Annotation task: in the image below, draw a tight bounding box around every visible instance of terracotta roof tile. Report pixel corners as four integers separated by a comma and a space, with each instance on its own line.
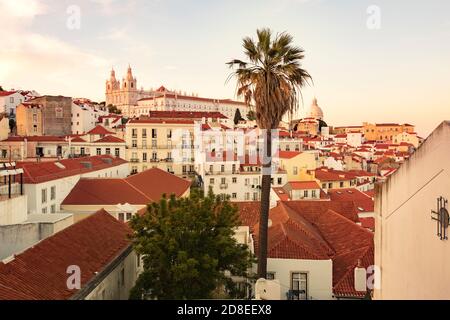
16, 155, 127, 184
93, 135, 125, 143
0, 209, 131, 300
86, 125, 114, 135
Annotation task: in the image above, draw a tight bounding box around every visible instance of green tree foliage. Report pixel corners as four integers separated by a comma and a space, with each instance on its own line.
246, 110, 256, 121
129, 189, 255, 300
9, 119, 16, 132
107, 104, 122, 114
233, 108, 243, 125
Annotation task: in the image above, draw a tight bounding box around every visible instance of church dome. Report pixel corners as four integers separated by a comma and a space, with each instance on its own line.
309, 98, 324, 120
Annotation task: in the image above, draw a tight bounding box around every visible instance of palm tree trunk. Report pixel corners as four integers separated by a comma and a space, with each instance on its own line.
257, 129, 272, 279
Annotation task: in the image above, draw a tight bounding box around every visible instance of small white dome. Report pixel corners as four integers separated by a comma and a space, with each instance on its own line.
309, 98, 324, 120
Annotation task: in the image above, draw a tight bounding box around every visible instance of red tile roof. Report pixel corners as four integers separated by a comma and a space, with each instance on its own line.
328, 188, 374, 213
272, 187, 290, 201
277, 151, 301, 159
94, 135, 125, 143
0, 91, 17, 97
125, 168, 191, 200
314, 168, 356, 181
2, 136, 66, 142
235, 202, 373, 298
62, 179, 151, 205
287, 181, 321, 190
69, 136, 87, 143
86, 125, 114, 135
0, 209, 131, 300
149, 111, 228, 119
128, 119, 195, 125
359, 217, 375, 231
16, 155, 127, 184
62, 168, 191, 205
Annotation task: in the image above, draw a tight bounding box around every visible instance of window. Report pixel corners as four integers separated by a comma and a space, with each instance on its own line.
221, 177, 226, 184
32, 114, 37, 122
328, 183, 332, 189
210, 178, 215, 185
271, 178, 274, 185
232, 193, 237, 199
245, 193, 250, 201
232, 177, 237, 183
105, 148, 111, 155
132, 140, 137, 148
55, 107, 63, 118
267, 272, 276, 280
340, 181, 344, 188
143, 152, 147, 162
50, 186, 56, 200
42, 207, 47, 214
303, 190, 308, 198
115, 148, 120, 157
291, 272, 308, 300
232, 164, 236, 173
126, 212, 132, 221
118, 212, 125, 221
142, 129, 147, 138
137, 254, 141, 268
312, 190, 317, 198
132, 129, 137, 138
41, 188, 47, 204
221, 165, 225, 173
167, 129, 172, 139
152, 139, 157, 148
33, 125, 38, 133
152, 152, 157, 160
278, 178, 283, 185
51, 204, 56, 213
322, 183, 326, 189
152, 129, 157, 138
293, 166, 298, 175
96, 148, 101, 155
10, 97, 14, 103
142, 140, 147, 148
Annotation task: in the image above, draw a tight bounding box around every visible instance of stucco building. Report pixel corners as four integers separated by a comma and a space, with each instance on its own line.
374, 121, 450, 299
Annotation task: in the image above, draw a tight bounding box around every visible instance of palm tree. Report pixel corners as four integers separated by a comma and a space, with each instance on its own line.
227, 28, 312, 278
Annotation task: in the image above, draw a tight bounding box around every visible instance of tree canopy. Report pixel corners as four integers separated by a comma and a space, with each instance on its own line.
129, 189, 254, 300
246, 110, 256, 121
107, 104, 122, 114
233, 108, 244, 125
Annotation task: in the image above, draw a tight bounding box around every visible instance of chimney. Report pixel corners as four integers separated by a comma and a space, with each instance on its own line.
354, 259, 367, 292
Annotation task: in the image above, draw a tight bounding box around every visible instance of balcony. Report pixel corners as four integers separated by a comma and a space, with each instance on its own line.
205, 171, 240, 176
150, 159, 159, 163
130, 158, 139, 163
220, 183, 228, 189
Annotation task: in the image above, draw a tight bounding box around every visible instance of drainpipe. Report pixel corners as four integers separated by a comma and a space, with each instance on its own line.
8, 172, 11, 199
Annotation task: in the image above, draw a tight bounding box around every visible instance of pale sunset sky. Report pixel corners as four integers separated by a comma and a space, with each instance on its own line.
0, 0, 449, 136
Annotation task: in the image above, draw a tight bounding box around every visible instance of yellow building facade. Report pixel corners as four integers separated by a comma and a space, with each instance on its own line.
362, 122, 415, 141
16, 103, 43, 136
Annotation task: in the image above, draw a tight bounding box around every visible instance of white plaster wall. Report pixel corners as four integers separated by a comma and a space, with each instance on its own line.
0, 195, 27, 225
84, 250, 143, 300
267, 258, 333, 300
375, 121, 450, 299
